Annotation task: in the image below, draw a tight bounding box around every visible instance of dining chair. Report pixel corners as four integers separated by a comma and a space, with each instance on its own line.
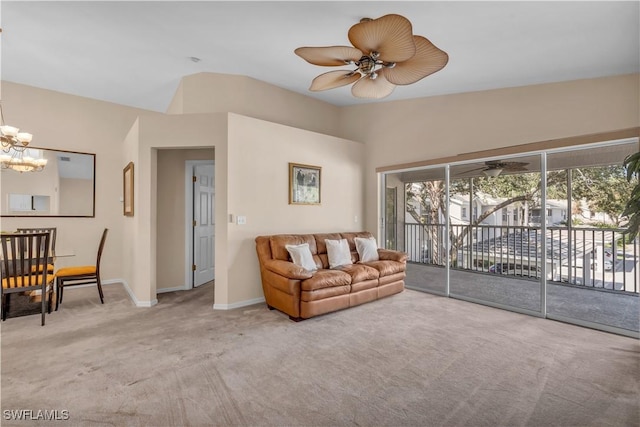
55, 228, 108, 310
1, 232, 54, 326
17, 227, 57, 273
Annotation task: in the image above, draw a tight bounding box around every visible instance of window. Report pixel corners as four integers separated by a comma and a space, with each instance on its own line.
473, 207, 478, 220
513, 211, 518, 221
502, 211, 508, 221
462, 207, 467, 218
547, 209, 553, 217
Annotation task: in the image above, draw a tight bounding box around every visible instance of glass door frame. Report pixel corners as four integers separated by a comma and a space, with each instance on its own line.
379, 137, 639, 338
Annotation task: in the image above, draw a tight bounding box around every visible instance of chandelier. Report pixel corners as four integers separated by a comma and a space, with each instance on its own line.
0, 147, 47, 173
0, 102, 43, 172
1, 102, 33, 153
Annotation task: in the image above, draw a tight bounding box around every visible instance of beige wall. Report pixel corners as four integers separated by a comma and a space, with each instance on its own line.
59, 178, 93, 216
132, 112, 364, 307
338, 74, 640, 235
0, 82, 148, 279
3, 72, 638, 309
156, 148, 215, 291
225, 114, 365, 305
129, 113, 227, 305
121, 119, 143, 303
174, 73, 342, 138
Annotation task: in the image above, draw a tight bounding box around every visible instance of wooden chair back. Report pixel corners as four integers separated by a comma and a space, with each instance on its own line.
17, 227, 57, 258
96, 228, 108, 271
0, 232, 52, 325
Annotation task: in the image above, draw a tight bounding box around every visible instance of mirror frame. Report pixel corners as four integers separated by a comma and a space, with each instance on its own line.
1, 147, 96, 218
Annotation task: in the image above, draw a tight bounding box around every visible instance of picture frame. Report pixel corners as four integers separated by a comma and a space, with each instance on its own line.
289, 162, 321, 205
123, 162, 134, 216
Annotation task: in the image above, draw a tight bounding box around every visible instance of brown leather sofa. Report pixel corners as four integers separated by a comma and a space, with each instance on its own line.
255, 231, 408, 321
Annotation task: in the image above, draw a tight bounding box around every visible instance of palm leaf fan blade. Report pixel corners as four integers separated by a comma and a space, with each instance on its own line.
382, 36, 449, 85
504, 162, 529, 171
309, 70, 361, 91
351, 73, 395, 99
294, 46, 363, 66
348, 14, 416, 63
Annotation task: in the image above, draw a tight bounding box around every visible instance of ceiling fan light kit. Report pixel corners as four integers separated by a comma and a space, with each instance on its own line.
483, 168, 503, 178
295, 14, 448, 99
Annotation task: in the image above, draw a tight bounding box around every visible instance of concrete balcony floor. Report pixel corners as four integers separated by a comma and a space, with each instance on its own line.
406, 263, 639, 334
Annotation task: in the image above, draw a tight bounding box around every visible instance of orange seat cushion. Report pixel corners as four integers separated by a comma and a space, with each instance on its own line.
31, 264, 55, 273
2, 274, 54, 288
56, 266, 96, 277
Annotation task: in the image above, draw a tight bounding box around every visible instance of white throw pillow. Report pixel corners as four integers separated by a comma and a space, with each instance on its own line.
355, 236, 379, 263
285, 243, 317, 272
325, 239, 353, 269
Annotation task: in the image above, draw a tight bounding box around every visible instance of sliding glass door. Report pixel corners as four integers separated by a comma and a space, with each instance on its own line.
546, 141, 639, 334
382, 137, 639, 337
447, 154, 543, 315
385, 167, 448, 295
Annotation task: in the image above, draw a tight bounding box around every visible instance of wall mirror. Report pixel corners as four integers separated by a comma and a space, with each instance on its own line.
1, 147, 95, 217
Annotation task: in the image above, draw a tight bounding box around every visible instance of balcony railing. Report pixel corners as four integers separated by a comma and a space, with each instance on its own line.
404, 223, 639, 294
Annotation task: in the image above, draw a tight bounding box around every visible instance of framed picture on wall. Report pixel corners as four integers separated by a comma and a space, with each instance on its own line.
289, 163, 321, 205
123, 162, 134, 216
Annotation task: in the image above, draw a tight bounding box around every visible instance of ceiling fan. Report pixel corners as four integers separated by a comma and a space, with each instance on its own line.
458, 160, 530, 178
294, 14, 448, 99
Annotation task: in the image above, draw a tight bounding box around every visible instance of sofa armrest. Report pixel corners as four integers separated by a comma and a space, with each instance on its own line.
378, 249, 408, 263
263, 259, 314, 280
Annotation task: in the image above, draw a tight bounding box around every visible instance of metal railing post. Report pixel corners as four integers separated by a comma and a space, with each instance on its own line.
541, 154, 548, 317
445, 165, 450, 296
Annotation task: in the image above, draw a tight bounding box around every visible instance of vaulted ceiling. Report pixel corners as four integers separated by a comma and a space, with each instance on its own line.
1, 1, 638, 112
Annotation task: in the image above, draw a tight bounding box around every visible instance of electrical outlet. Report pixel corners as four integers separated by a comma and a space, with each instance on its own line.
237, 215, 247, 225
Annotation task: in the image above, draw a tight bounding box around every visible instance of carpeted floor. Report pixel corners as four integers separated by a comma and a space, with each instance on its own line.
1, 282, 638, 426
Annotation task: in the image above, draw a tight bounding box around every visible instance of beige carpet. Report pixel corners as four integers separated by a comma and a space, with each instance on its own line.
1, 282, 638, 427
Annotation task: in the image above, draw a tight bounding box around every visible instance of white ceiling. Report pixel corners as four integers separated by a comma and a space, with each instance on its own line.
1, 1, 638, 113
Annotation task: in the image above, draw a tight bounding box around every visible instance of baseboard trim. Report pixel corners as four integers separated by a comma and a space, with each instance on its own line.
156, 286, 188, 294
118, 279, 158, 308
62, 279, 119, 289
213, 296, 265, 310
57, 279, 157, 307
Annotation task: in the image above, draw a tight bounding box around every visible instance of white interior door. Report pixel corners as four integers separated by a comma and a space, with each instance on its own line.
193, 164, 215, 287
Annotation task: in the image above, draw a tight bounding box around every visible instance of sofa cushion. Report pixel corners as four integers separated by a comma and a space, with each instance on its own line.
355, 236, 379, 263
336, 264, 380, 282
270, 234, 317, 261
314, 233, 343, 255
325, 239, 353, 269
362, 260, 406, 276
300, 285, 350, 302
285, 243, 318, 272
378, 249, 409, 263
301, 269, 351, 291
341, 232, 373, 252
263, 260, 314, 280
